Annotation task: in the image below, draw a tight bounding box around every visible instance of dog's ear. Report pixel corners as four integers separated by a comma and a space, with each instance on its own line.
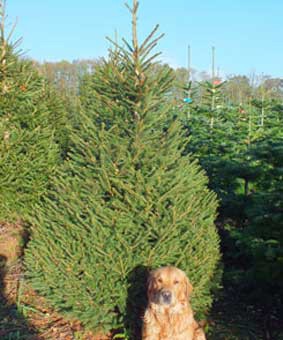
184, 275, 193, 299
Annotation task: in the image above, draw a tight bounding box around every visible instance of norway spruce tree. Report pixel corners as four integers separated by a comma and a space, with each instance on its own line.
0, 1, 66, 221
25, 1, 220, 336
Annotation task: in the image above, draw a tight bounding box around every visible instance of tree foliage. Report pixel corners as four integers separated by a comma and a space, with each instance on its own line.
0, 1, 66, 220
177, 65, 283, 333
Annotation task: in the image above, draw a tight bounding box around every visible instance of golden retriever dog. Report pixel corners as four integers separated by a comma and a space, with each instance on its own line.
142, 266, 206, 340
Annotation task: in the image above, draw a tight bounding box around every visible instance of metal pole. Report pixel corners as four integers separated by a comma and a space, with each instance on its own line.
187, 45, 191, 119
212, 46, 215, 81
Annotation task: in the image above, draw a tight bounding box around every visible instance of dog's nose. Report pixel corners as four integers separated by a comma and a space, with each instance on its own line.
161, 290, 172, 303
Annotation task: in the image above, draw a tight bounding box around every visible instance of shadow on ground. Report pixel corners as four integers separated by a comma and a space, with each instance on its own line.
0, 254, 39, 340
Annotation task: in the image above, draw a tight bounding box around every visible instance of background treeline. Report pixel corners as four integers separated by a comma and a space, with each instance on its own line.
33, 58, 283, 103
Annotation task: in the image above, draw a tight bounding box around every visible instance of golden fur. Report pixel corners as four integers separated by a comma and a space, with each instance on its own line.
142, 266, 206, 340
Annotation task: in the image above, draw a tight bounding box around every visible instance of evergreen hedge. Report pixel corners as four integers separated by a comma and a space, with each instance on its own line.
25, 1, 220, 336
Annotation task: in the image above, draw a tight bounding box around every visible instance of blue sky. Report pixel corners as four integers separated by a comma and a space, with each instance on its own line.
6, 0, 283, 77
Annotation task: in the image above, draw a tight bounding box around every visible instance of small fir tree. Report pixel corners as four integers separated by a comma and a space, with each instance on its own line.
25, 0, 220, 336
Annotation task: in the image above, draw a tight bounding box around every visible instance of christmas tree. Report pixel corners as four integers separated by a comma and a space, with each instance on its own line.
0, 0, 66, 221
25, 1, 220, 336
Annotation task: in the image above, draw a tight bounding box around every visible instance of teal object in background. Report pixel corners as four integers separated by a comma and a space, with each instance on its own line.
183, 97, 193, 104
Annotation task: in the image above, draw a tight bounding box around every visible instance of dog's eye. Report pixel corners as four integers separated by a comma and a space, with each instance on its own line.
174, 280, 179, 284
157, 278, 163, 283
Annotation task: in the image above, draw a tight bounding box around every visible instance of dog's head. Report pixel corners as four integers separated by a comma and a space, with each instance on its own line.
147, 266, 193, 307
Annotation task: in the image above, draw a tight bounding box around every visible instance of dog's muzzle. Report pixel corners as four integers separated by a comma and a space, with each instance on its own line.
159, 290, 172, 305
